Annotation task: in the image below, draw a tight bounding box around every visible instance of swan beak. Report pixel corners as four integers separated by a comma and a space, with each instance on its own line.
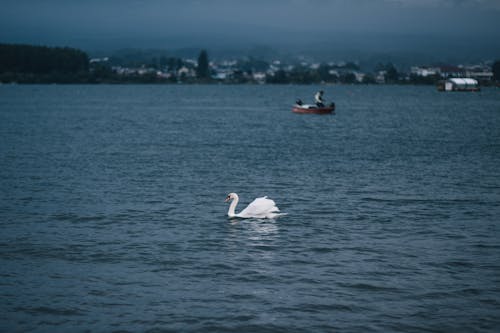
224, 196, 230, 202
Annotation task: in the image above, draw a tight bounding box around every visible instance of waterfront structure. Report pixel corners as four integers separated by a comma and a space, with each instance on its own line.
439, 78, 479, 91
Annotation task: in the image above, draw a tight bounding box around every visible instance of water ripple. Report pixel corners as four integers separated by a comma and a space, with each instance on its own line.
1, 85, 500, 332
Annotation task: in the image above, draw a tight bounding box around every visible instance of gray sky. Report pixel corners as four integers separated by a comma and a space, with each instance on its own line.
1, 0, 499, 59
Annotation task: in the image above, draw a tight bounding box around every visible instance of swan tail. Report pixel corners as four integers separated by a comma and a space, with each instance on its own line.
267, 212, 287, 219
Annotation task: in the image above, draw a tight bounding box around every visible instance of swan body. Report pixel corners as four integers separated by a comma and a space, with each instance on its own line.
225, 193, 285, 219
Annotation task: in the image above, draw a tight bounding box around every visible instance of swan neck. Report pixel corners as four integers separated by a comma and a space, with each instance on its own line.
228, 196, 239, 217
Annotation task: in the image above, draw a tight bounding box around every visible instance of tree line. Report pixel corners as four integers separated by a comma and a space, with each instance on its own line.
0, 43, 88, 82
1, 43, 499, 85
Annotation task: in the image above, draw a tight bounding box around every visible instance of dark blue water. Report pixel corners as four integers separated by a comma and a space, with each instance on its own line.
1, 85, 500, 333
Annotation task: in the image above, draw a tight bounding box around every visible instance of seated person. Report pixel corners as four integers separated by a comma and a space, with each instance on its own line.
314, 90, 325, 107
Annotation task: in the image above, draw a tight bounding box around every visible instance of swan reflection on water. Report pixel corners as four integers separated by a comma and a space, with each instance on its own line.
224, 193, 284, 252
228, 217, 279, 237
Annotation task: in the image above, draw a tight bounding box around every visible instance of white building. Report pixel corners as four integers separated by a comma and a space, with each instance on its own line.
252, 72, 266, 82
354, 72, 365, 83
465, 70, 493, 82
443, 78, 479, 91
411, 66, 440, 77
177, 66, 195, 78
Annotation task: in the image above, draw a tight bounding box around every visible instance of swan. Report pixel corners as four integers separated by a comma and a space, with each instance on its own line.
224, 193, 285, 219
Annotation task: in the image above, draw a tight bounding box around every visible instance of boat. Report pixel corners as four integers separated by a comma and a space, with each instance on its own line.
292, 103, 335, 114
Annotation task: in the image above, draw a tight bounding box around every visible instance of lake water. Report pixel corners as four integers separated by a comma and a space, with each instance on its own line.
1, 84, 500, 333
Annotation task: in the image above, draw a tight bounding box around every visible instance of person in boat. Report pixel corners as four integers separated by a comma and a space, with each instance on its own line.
295, 98, 303, 106
314, 90, 325, 107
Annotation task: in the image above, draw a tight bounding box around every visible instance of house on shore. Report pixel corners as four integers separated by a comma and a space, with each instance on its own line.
438, 78, 479, 91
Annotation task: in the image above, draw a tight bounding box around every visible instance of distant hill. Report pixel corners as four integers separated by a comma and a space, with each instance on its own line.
86, 30, 499, 71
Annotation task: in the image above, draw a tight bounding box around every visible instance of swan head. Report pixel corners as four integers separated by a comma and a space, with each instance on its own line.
224, 193, 238, 202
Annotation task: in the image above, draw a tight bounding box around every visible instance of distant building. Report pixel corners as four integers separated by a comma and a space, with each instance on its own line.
439, 66, 465, 78
354, 72, 365, 83
411, 66, 440, 77
156, 71, 171, 79
137, 67, 155, 75
89, 57, 109, 63
185, 59, 197, 66
177, 66, 195, 78
252, 72, 266, 83
212, 72, 228, 80
328, 69, 339, 76
464, 66, 493, 82
439, 78, 479, 91
376, 71, 386, 84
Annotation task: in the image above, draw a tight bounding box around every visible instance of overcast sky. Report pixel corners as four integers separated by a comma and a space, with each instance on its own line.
1, 0, 499, 59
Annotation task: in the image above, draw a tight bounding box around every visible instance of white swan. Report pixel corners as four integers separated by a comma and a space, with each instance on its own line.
224, 193, 285, 219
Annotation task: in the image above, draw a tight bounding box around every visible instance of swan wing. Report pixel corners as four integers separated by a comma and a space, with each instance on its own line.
237, 196, 280, 218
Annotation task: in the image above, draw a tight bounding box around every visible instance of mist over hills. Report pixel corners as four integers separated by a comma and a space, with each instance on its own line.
90, 31, 498, 72
1, 0, 499, 67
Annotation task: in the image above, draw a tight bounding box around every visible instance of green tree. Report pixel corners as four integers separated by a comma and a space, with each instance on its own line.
340, 73, 356, 84
317, 64, 334, 82
267, 70, 287, 83
493, 60, 500, 82
344, 62, 360, 70
167, 57, 183, 71
385, 63, 399, 83
362, 74, 376, 84
196, 49, 210, 79
0, 43, 89, 83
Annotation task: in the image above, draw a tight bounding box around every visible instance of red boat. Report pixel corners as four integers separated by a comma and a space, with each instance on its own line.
292, 103, 335, 114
